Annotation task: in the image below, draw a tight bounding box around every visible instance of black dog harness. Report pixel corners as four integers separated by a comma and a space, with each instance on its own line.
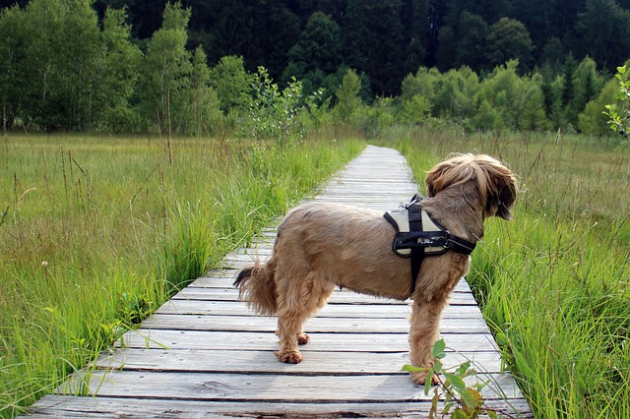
383, 194, 476, 296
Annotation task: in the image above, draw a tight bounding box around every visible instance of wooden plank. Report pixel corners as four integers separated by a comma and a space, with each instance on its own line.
173, 287, 478, 306
139, 314, 491, 334
115, 329, 498, 352
190, 275, 475, 294
25, 396, 535, 419
156, 299, 485, 319
58, 370, 524, 402
95, 348, 505, 374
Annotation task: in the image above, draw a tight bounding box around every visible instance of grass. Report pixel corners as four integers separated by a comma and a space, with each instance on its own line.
4, 125, 629, 418
0, 133, 364, 418
382, 126, 630, 418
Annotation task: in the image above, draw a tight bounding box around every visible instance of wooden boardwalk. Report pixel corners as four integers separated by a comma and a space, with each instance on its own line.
22, 145, 532, 418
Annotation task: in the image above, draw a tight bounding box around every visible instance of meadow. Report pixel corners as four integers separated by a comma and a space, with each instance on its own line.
2, 127, 630, 419
387, 127, 630, 418
0, 133, 364, 417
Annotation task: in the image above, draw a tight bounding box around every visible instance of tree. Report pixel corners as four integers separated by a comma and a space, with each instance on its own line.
571, 56, 604, 123
209, 55, 251, 117
509, 0, 554, 60
485, 18, 534, 73
342, 0, 406, 96
581, 77, 618, 136
518, 73, 551, 131
474, 60, 529, 131
334, 69, 362, 123
540, 37, 565, 73
425, 0, 447, 68
188, 46, 222, 137
283, 11, 342, 86
190, 0, 299, 81
454, 12, 489, 72
97, 6, 142, 133
400, 0, 428, 76
0, 5, 26, 132
432, 67, 479, 118
138, 1, 193, 139
400, 67, 439, 105
576, 0, 630, 72
19, 0, 103, 131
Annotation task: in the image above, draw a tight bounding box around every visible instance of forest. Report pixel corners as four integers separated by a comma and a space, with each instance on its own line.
1, 0, 630, 137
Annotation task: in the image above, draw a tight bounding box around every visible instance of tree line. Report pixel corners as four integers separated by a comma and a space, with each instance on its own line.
0, 0, 627, 137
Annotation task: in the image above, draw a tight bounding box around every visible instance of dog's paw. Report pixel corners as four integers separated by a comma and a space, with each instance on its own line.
275, 350, 303, 364
297, 332, 310, 345
410, 370, 440, 386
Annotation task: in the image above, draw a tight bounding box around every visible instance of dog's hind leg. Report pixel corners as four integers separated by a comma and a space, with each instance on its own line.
274, 271, 334, 364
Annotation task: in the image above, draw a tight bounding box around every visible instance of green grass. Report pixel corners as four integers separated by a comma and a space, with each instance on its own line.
383, 126, 630, 418
0, 133, 364, 418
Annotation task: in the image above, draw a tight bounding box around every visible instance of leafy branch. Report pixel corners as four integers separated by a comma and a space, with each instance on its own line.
603, 64, 630, 142
403, 339, 519, 419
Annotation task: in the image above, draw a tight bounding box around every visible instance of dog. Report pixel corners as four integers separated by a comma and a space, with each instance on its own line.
234, 154, 517, 384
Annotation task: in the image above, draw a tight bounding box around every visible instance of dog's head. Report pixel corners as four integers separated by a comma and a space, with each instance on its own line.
425, 154, 518, 220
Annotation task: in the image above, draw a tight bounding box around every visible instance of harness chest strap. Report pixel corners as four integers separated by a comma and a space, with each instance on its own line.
383, 196, 476, 296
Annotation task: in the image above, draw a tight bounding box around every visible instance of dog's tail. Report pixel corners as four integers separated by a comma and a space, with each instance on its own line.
234, 259, 277, 316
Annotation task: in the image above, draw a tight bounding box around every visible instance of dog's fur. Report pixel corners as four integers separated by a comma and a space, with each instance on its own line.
235, 154, 517, 384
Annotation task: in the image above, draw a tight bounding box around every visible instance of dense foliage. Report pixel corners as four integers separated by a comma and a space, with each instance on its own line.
0, 0, 629, 139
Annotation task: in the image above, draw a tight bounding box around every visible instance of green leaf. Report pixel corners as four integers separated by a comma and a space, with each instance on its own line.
424, 371, 433, 395
444, 373, 467, 393
402, 364, 426, 373
443, 401, 456, 415
452, 408, 469, 419
432, 338, 446, 358
461, 388, 484, 409
457, 361, 471, 376
433, 359, 443, 374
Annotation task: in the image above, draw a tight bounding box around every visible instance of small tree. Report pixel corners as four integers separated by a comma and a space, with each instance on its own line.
334, 69, 362, 124
242, 67, 310, 146
98, 7, 142, 133
138, 1, 193, 142
210, 55, 252, 118
581, 78, 618, 136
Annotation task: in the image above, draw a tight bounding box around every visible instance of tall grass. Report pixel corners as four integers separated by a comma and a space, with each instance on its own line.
385, 126, 630, 418
0, 133, 364, 417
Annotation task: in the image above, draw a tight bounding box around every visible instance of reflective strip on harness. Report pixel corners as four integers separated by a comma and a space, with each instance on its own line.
383, 196, 477, 297
384, 207, 449, 256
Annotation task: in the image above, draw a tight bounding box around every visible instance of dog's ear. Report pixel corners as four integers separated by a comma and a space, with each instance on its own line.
425, 160, 459, 197
478, 156, 518, 220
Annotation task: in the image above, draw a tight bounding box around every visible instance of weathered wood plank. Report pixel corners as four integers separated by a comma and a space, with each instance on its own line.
95, 348, 504, 374
115, 329, 498, 352
139, 314, 491, 334
173, 287, 478, 306
25, 396, 535, 419
156, 299, 485, 319
190, 274, 475, 294
58, 371, 523, 402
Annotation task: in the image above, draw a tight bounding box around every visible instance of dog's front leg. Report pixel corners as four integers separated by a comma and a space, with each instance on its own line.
408, 299, 446, 385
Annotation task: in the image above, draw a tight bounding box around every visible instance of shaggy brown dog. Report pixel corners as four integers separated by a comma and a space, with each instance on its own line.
235, 154, 517, 384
